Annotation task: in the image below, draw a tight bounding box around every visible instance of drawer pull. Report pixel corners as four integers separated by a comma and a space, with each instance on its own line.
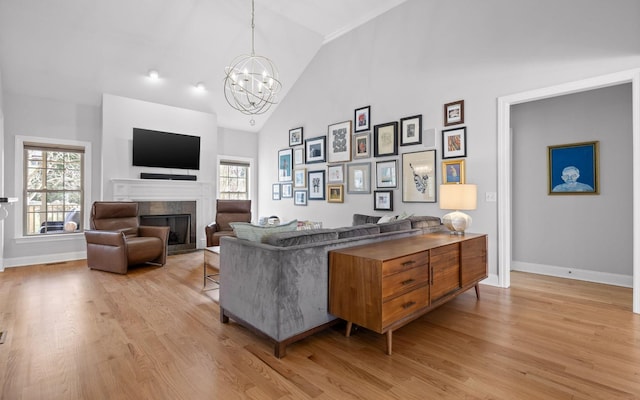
401, 279, 415, 285
401, 260, 416, 267
402, 301, 416, 309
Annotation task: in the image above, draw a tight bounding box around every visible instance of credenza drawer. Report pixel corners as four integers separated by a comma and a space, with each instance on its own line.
381, 287, 429, 328
382, 266, 429, 299
382, 251, 428, 276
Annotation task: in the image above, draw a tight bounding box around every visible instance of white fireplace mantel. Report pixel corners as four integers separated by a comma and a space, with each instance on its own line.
111, 178, 214, 248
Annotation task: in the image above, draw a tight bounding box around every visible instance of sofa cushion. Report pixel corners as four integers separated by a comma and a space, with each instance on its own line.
262, 229, 338, 247
335, 224, 380, 239
408, 215, 442, 229
378, 219, 412, 233
230, 220, 298, 242
352, 213, 381, 225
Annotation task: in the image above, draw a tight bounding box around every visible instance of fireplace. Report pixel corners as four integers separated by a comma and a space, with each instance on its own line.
138, 201, 196, 254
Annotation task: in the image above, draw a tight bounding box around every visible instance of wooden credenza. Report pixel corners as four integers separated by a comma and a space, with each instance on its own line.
329, 232, 487, 355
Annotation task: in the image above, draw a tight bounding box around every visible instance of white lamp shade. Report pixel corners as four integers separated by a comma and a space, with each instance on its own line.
439, 184, 477, 210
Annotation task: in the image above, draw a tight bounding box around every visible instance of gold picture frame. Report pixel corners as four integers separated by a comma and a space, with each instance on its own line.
442, 159, 465, 184
327, 184, 344, 203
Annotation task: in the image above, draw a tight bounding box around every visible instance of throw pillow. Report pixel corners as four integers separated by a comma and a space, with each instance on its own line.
377, 214, 397, 224
396, 211, 414, 220
230, 220, 298, 242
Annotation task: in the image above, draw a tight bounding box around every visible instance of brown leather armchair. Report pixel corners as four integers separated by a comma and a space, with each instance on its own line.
205, 199, 251, 247
84, 202, 170, 274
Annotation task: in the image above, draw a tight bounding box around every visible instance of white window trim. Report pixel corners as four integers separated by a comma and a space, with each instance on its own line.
14, 135, 92, 243
216, 155, 253, 199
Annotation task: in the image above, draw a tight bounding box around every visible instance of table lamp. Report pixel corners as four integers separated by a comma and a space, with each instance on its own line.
439, 184, 477, 234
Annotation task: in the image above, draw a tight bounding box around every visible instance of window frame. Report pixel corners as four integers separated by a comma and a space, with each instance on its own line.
14, 136, 92, 242
217, 158, 251, 200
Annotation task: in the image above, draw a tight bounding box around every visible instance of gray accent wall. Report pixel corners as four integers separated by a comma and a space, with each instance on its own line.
511, 84, 633, 277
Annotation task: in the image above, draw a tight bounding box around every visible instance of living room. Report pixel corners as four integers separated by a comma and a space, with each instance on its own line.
1, 0, 640, 397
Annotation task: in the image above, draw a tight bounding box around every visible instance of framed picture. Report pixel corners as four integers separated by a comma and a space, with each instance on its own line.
293, 147, 304, 165
400, 114, 422, 146
374, 121, 398, 157
305, 136, 326, 164
548, 141, 599, 195
374, 190, 393, 211
272, 183, 281, 200
327, 120, 352, 163
442, 159, 466, 184
376, 160, 397, 188
293, 168, 306, 188
278, 148, 293, 181
327, 164, 344, 183
442, 127, 467, 159
444, 100, 464, 126
281, 182, 293, 198
402, 150, 436, 203
347, 162, 371, 194
308, 170, 326, 200
289, 127, 303, 147
353, 132, 371, 159
354, 105, 371, 132
327, 184, 344, 203
294, 190, 308, 206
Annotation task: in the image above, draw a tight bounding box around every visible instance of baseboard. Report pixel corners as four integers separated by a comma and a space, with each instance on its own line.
480, 273, 501, 287
512, 261, 632, 288
2, 251, 87, 268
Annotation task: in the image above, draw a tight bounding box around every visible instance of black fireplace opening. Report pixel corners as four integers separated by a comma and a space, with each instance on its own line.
139, 213, 196, 254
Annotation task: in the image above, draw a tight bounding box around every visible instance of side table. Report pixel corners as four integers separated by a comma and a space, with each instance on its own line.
203, 246, 220, 290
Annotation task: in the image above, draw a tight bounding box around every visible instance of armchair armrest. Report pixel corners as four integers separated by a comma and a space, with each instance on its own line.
205, 222, 220, 247
84, 230, 126, 246
139, 225, 170, 242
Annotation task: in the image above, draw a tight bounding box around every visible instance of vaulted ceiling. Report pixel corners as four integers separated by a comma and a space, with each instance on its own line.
0, 0, 407, 131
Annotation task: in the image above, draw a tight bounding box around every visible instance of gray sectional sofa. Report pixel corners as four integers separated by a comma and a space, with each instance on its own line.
218, 214, 443, 357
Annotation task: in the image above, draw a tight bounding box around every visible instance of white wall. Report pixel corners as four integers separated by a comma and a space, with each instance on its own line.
2, 93, 102, 265
0, 69, 5, 270
217, 127, 259, 220
256, 0, 640, 280
101, 94, 217, 196
511, 84, 633, 284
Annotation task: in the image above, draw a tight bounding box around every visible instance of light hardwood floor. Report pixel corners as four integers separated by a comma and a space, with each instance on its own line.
1, 252, 639, 399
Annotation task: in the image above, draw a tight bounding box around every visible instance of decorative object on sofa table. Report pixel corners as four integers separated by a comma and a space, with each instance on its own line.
442, 159, 466, 184
402, 150, 436, 203
223, 0, 281, 115
400, 114, 422, 146
439, 184, 477, 234
442, 126, 467, 159
328, 120, 352, 163
354, 105, 371, 132
444, 99, 464, 126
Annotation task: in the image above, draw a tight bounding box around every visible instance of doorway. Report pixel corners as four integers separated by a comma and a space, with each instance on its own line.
497, 69, 640, 313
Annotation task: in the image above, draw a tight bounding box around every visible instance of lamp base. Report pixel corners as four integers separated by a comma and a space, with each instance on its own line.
442, 210, 472, 234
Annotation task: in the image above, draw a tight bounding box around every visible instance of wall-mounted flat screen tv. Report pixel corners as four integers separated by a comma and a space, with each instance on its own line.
132, 128, 201, 170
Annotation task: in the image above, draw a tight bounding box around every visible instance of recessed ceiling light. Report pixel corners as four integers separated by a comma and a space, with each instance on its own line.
195, 82, 206, 92
147, 69, 159, 80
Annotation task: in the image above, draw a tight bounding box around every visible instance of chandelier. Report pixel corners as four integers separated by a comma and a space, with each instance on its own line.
223, 0, 282, 115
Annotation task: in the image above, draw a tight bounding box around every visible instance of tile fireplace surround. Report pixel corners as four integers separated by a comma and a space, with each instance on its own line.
111, 179, 214, 249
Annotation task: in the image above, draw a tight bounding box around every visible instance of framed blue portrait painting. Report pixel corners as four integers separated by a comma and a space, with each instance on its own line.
548, 141, 599, 195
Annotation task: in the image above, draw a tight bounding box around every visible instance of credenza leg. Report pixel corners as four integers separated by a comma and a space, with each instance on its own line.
220, 308, 229, 323
385, 330, 393, 355
474, 284, 480, 300
345, 321, 353, 337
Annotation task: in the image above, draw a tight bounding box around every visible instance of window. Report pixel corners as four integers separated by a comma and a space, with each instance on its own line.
219, 161, 249, 200
23, 143, 84, 235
